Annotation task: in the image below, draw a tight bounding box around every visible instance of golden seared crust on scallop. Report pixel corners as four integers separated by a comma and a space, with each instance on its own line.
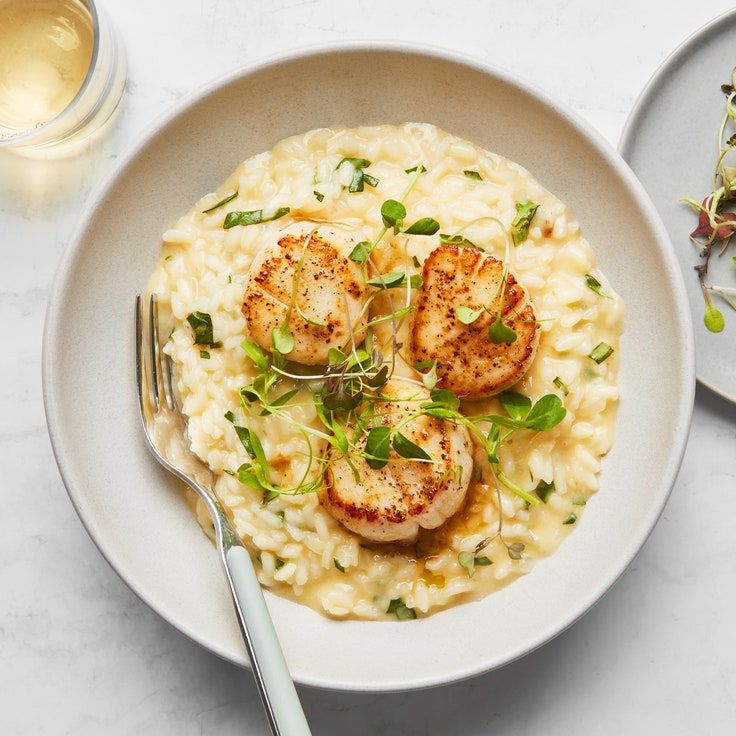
242, 224, 367, 365
320, 381, 473, 543
409, 245, 540, 398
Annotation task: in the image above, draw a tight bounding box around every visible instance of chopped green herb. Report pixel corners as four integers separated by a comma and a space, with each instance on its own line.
584, 274, 609, 298
553, 376, 570, 395
276, 510, 285, 520
405, 164, 427, 174
275, 558, 285, 569
511, 200, 539, 246
224, 410, 235, 423
186, 311, 221, 348
562, 513, 577, 525
337, 157, 378, 192
202, 190, 237, 213
572, 497, 587, 506
412, 255, 421, 268
313, 190, 324, 202
387, 598, 416, 620
534, 480, 555, 503
334, 558, 346, 573
463, 170, 483, 181
589, 342, 614, 364
199, 350, 210, 359
224, 207, 290, 229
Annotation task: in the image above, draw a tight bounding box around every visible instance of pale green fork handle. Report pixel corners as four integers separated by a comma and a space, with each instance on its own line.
224, 546, 312, 736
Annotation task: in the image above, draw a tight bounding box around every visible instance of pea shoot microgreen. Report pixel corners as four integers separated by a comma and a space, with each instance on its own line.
681, 68, 736, 332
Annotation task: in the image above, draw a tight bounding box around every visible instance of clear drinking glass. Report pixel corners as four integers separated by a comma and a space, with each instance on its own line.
0, 0, 126, 157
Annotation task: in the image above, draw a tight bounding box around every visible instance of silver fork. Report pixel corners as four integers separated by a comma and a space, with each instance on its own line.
135, 294, 312, 736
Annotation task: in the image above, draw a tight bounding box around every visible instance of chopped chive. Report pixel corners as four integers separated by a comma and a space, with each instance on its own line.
274, 558, 285, 569
405, 164, 427, 174
562, 513, 577, 525
589, 342, 614, 364
553, 376, 570, 395
572, 497, 587, 506
199, 350, 210, 359
334, 558, 346, 573
223, 207, 290, 229
313, 190, 324, 202
387, 598, 416, 620
202, 190, 237, 213
463, 170, 483, 181
534, 480, 555, 503
584, 274, 609, 297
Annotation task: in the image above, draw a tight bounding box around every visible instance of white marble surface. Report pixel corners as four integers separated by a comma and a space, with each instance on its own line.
1, 0, 735, 733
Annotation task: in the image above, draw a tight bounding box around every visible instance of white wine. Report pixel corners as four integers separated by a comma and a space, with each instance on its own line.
0, 0, 94, 140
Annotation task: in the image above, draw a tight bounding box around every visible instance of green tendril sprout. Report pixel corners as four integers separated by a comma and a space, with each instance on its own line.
681, 66, 736, 332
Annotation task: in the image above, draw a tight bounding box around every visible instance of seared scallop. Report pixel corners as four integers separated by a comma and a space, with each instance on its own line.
410, 245, 540, 398
243, 223, 368, 365
320, 380, 473, 543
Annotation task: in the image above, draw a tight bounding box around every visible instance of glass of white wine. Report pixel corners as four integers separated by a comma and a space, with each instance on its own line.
0, 0, 126, 157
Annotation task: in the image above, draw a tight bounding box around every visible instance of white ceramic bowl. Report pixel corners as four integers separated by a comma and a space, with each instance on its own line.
43, 44, 694, 692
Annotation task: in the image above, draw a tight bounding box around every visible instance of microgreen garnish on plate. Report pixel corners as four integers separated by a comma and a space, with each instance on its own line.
336, 157, 379, 192
511, 200, 539, 246
202, 190, 237, 213
186, 311, 222, 348
224, 207, 290, 229
681, 67, 736, 332
463, 170, 483, 181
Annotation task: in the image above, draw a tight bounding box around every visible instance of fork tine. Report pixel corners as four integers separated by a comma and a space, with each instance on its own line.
149, 293, 177, 412
135, 294, 155, 420
148, 294, 161, 413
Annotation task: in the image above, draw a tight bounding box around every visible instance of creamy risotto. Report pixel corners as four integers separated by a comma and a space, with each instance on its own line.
147, 123, 623, 620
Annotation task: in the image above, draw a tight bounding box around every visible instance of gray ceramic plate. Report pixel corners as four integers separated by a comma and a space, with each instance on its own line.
620, 8, 736, 403
43, 43, 694, 692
